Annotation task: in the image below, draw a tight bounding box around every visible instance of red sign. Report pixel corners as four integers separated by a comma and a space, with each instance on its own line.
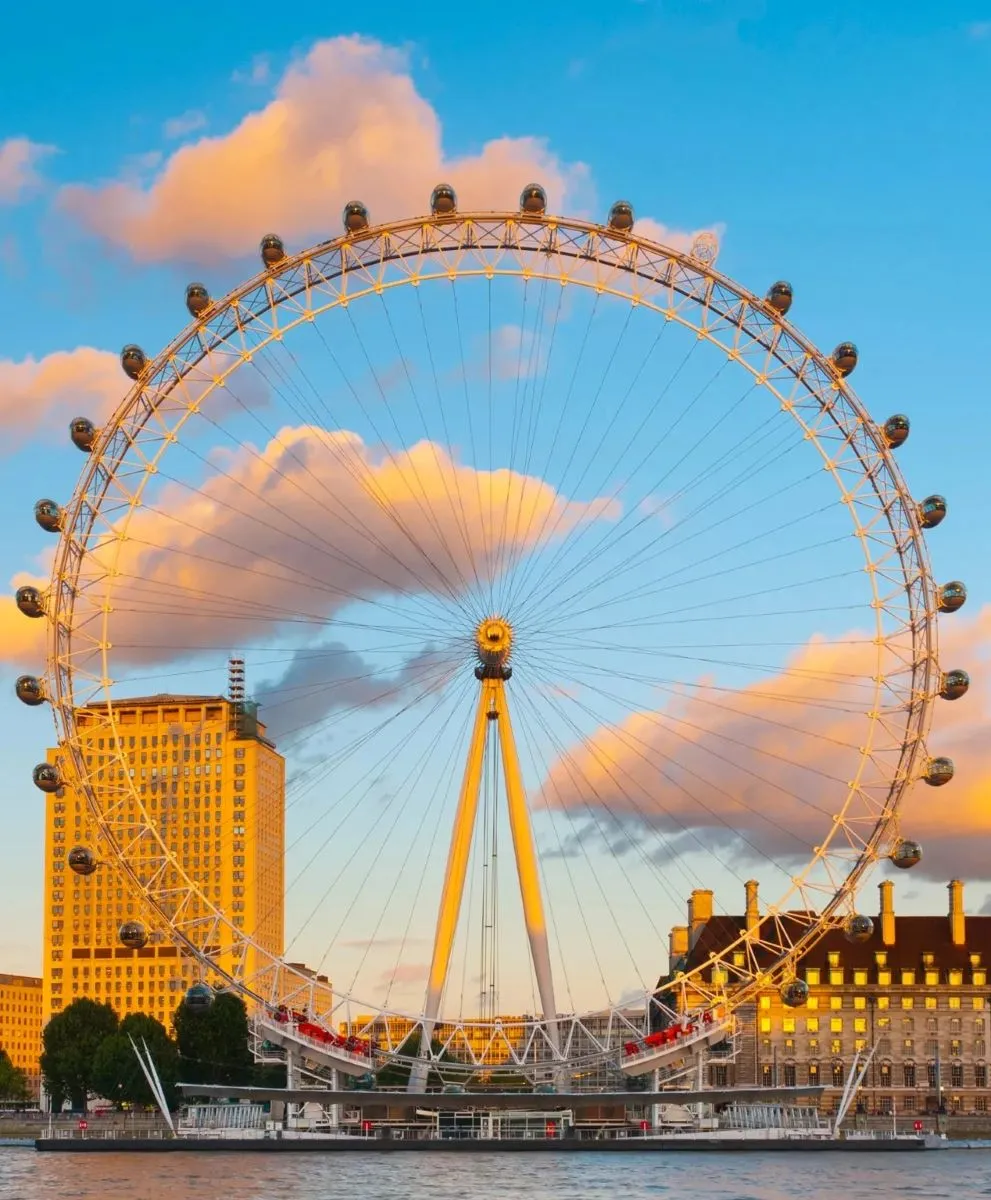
913, 1121, 923, 1132
78, 1119, 88, 1131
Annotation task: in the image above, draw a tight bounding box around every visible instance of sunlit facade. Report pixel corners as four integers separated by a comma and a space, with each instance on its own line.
0, 973, 43, 1098
663, 879, 991, 1116
42, 695, 285, 1027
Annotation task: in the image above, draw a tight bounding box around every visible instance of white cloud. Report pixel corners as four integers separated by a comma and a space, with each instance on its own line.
0, 137, 57, 204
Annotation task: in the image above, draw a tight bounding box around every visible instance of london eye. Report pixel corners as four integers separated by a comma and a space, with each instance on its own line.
16, 185, 968, 1087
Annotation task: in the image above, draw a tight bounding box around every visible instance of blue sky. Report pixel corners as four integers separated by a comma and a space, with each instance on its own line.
1, 1, 989, 1016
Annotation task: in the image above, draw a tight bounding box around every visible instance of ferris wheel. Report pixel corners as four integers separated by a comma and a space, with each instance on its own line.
16, 184, 969, 1086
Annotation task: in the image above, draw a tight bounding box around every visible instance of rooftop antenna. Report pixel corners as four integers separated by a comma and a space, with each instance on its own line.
229, 655, 245, 738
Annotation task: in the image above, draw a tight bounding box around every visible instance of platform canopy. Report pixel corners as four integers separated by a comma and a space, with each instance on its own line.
176, 1084, 825, 1111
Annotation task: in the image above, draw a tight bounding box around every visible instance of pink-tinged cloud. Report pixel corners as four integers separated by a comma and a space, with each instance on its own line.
537, 605, 991, 882
58, 36, 590, 265
59, 424, 620, 669
0, 137, 57, 205
162, 110, 207, 140
0, 348, 123, 451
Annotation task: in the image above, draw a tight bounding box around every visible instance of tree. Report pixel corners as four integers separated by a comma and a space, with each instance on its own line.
0, 1049, 28, 1105
173, 991, 254, 1086
41, 998, 118, 1111
92, 1013, 180, 1110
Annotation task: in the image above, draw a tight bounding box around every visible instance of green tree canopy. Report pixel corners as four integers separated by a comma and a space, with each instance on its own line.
41, 998, 118, 1112
173, 991, 254, 1087
91, 1012, 180, 1110
376, 1030, 456, 1089
0, 1048, 29, 1104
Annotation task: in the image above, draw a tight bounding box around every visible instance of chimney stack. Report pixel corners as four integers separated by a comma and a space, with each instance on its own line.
878, 880, 896, 946
688, 889, 714, 949
745, 880, 760, 932
949, 880, 966, 946
669, 926, 689, 970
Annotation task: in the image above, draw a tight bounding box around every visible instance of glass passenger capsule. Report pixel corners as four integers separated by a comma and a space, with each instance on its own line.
781, 978, 810, 1007
185, 283, 210, 317
67, 845, 99, 876
918, 495, 946, 529
69, 417, 97, 452
882, 414, 910, 449
15, 675, 45, 706
430, 184, 457, 216
843, 913, 874, 944
32, 763, 61, 793
891, 839, 923, 870
937, 581, 967, 613
607, 201, 635, 232
923, 756, 954, 787
939, 669, 970, 701
120, 345, 147, 380
260, 233, 286, 266
766, 281, 793, 314
15, 585, 45, 618
34, 499, 63, 533
184, 982, 215, 1013
118, 920, 148, 950
342, 201, 370, 233
831, 342, 858, 376
520, 183, 547, 215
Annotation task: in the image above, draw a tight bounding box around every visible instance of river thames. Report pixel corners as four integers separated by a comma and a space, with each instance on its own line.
1, 1148, 989, 1200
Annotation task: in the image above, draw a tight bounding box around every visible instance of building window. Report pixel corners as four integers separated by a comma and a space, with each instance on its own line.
806, 968, 820, 986
948, 970, 963, 986
975, 971, 987, 987
829, 970, 844, 986
901, 997, 914, 1010
853, 1018, 867, 1034
901, 971, 915, 986
830, 1017, 843, 1033
927, 1063, 938, 1089
831, 1062, 845, 1087
759, 995, 772, 1010
853, 970, 868, 986
830, 996, 843, 1010
878, 970, 891, 986
783, 1063, 796, 1088
879, 1062, 891, 1086
761, 1065, 773, 1087
951, 1063, 964, 1088
782, 1017, 795, 1034
903, 1063, 916, 1088
710, 1065, 728, 1087
808, 1062, 819, 1085
975, 1065, 987, 1088
806, 1017, 819, 1034
853, 996, 866, 1011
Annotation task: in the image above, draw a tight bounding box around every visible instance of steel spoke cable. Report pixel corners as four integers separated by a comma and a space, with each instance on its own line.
505, 301, 635, 607
538, 649, 870, 747
518, 350, 738, 615
379, 287, 490, 617
499, 281, 570, 594
282, 671, 473, 959
517, 401, 798, 626
287, 323, 479, 617
514, 686, 656, 995
413, 284, 488, 614
187, 349, 475, 624
498, 291, 602, 613
518, 417, 807, 631
450, 280, 494, 603
522, 655, 814, 882
521, 444, 819, 632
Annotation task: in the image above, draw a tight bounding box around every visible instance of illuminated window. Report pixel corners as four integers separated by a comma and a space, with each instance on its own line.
829, 970, 844, 986
925, 971, 939, 987
830, 1017, 843, 1033
854, 996, 867, 1011
854, 970, 868, 986
901, 997, 914, 1010
877, 996, 889, 1010
760, 1017, 771, 1034
854, 1017, 867, 1034
949, 996, 961, 1010
830, 996, 843, 1010
975, 971, 987, 987
925, 996, 938, 1010
806, 1017, 819, 1034
922, 953, 934, 967
878, 970, 891, 985
760, 995, 772, 1010
806, 968, 821, 986
948, 970, 963, 986
782, 1016, 796, 1034
901, 971, 916, 986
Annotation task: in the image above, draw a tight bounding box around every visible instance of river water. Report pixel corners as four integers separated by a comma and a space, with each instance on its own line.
1, 1147, 989, 1200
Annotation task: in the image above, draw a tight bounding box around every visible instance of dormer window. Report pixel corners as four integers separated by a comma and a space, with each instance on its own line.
875, 951, 888, 967
922, 952, 935, 968
828, 951, 841, 967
